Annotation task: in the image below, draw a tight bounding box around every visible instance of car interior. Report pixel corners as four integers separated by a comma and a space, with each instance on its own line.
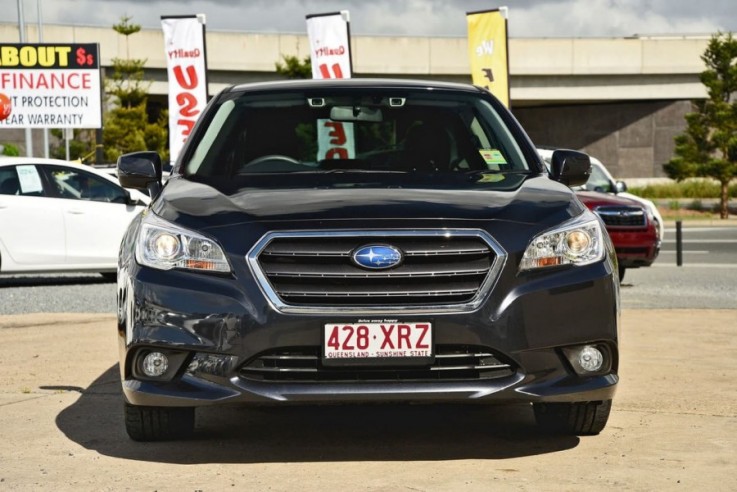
186, 95, 529, 179
0, 175, 19, 195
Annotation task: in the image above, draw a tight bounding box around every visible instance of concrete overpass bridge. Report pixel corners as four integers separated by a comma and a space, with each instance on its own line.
0, 23, 710, 177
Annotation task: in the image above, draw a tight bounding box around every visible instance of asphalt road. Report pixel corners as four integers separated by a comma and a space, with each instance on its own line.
0, 273, 115, 314
1, 222, 735, 314
620, 222, 737, 309
658, 223, 737, 267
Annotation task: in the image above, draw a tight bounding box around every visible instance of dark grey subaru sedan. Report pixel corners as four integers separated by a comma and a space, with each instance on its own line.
116, 79, 619, 441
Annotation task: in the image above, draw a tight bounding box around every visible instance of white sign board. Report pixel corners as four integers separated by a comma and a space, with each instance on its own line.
16, 165, 42, 194
0, 44, 102, 128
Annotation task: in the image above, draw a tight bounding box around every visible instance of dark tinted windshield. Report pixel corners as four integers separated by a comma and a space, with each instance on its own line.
184, 88, 534, 187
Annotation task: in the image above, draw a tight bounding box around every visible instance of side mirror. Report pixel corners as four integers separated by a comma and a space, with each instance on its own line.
550, 149, 591, 188
614, 180, 627, 193
118, 151, 163, 199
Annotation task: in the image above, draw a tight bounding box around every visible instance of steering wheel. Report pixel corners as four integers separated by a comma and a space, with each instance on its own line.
243, 154, 299, 168
449, 156, 470, 171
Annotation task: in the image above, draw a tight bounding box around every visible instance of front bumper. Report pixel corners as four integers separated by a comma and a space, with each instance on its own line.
118, 250, 620, 408
609, 229, 660, 268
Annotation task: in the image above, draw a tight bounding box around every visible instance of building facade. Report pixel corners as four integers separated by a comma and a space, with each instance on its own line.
0, 23, 709, 177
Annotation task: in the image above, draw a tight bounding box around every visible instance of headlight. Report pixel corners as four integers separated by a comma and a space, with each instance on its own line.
136, 214, 231, 273
519, 213, 604, 271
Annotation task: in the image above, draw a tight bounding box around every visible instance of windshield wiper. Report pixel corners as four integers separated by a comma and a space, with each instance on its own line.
468, 169, 532, 175
465, 169, 533, 182
293, 169, 407, 174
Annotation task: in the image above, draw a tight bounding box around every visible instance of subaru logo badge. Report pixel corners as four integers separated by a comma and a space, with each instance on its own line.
352, 245, 403, 270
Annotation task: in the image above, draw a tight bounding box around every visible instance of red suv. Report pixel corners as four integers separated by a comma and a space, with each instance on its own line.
576, 191, 660, 281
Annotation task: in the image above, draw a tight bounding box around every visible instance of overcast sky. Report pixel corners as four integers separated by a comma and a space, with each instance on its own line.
4, 0, 737, 38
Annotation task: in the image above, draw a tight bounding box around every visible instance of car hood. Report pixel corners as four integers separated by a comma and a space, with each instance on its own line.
576, 191, 643, 209
152, 175, 585, 232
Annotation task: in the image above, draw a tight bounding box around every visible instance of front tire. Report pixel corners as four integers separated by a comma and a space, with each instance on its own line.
124, 402, 195, 441
101, 272, 117, 282
618, 265, 626, 282
533, 400, 612, 435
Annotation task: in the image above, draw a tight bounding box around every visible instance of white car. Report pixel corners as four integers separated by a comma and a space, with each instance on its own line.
0, 157, 149, 279
537, 149, 664, 240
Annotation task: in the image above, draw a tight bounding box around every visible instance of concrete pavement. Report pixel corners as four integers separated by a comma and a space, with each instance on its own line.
0, 310, 735, 491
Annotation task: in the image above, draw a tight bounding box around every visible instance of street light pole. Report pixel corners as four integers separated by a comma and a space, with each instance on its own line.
37, 0, 49, 158
17, 0, 34, 157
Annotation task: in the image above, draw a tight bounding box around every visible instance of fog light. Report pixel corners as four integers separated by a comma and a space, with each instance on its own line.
142, 351, 169, 377
562, 344, 609, 375
578, 345, 604, 372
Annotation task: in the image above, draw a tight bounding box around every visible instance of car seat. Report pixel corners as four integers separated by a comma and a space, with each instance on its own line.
402, 122, 452, 172
0, 177, 20, 195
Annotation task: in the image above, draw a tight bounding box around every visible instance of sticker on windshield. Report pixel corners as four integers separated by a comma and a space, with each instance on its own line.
16, 165, 43, 194
479, 149, 507, 167
478, 174, 506, 183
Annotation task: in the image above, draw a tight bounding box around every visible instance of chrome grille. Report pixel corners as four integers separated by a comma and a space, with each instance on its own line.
239, 345, 515, 382
247, 230, 505, 313
595, 206, 647, 227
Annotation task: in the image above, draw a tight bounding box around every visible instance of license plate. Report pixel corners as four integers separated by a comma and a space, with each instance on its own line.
323, 322, 433, 363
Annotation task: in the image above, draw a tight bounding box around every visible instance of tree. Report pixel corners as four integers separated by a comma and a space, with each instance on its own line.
275, 54, 312, 79
102, 16, 168, 163
49, 129, 95, 161
275, 55, 315, 156
666, 32, 737, 219
1, 143, 20, 156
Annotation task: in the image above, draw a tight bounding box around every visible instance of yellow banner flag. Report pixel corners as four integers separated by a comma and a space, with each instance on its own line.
466, 8, 509, 107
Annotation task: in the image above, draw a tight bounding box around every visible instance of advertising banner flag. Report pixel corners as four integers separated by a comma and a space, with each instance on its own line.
466, 8, 510, 107
306, 11, 354, 160
161, 15, 208, 163
306, 11, 352, 80
0, 43, 102, 128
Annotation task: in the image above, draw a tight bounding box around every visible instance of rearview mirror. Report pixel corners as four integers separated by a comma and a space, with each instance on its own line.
330, 106, 383, 122
614, 180, 627, 193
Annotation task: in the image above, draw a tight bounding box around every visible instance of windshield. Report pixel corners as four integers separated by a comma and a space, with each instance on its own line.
183, 88, 535, 190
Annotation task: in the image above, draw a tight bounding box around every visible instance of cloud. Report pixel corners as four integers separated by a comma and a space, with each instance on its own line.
512, 0, 724, 37
5, 0, 736, 37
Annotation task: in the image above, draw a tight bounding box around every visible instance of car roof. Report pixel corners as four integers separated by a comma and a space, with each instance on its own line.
0, 156, 81, 167
0, 157, 122, 185
229, 78, 487, 96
